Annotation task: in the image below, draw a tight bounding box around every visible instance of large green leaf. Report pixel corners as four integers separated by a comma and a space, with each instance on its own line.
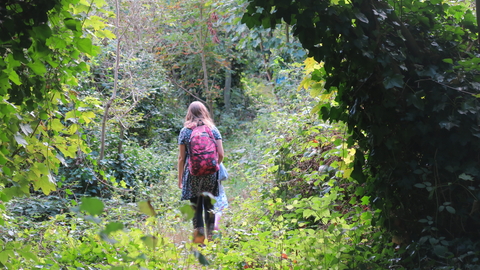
27, 62, 47, 75
138, 201, 156, 216
75, 38, 93, 55
80, 197, 105, 216
383, 74, 404, 89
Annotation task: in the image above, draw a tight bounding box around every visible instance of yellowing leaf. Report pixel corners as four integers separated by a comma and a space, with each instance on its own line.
85, 16, 106, 30
50, 119, 65, 131
344, 149, 356, 164
35, 175, 56, 195
97, 29, 116, 39
304, 57, 322, 73
343, 167, 353, 178
80, 111, 95, 124
32, 162, 49, 177
67, 124, 78, 134
310, 82, 324, 97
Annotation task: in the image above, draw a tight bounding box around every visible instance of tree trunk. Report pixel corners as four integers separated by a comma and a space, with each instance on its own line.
117, 122, 124, 155
259, 34, 272, 81
285, 23, 289, 43
99, 0, 120, 160
198, 3, 213, 117
477, 0, 480, 43
224, 60, 232, 111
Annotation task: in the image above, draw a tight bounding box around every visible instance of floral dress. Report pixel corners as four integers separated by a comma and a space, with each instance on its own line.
178, 126, 221, 200
214, 183, 228, 213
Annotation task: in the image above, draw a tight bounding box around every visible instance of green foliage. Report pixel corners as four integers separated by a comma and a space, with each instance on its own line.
0, 0, 111, 209
5, 0, 480, 269
7, 196, 69, 222
242, 0, 480, 264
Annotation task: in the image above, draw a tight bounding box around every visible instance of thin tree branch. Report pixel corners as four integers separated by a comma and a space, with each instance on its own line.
99, 0, 121, 160
168, 77, 206, 103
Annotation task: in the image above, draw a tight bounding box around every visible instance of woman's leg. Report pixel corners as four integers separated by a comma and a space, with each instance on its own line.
214, 212, 222, 231
203, 196, 215, 239
190, 197, 206, 228
190, 197, 205, 243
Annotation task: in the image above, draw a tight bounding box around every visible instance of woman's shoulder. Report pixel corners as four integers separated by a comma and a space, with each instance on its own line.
210, 126, 222, 139
179, 127, 192, 137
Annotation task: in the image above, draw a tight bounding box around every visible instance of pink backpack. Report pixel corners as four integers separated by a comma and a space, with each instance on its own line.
188, 123, 219, 176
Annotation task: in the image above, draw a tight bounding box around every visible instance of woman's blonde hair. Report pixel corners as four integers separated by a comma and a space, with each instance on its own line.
184, 101, 214, 128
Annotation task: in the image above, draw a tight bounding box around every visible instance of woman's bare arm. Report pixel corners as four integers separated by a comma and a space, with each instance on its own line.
178, 144, 186, 189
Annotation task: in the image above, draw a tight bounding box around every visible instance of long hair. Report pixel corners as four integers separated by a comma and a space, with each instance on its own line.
184, 101, 214, 128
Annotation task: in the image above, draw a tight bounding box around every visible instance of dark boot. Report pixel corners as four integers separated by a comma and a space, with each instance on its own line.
206, 222, 215, 241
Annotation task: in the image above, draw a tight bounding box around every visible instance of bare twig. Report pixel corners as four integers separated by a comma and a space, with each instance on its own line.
168, 77, 206, 103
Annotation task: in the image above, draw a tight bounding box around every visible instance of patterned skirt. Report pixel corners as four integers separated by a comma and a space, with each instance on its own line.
181, 168, 219, 200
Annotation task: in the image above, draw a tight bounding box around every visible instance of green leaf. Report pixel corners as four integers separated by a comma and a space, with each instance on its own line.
80, 197, 104, 216
0, 250, 13, 265
35, 174, 56, 195
138, 201, 156, 216
17, 250, 38, 262
64, 18, 81, 31
141, 235, 158, 249
310, 83, 324, 97
443, 58, 453, 64
14, 133, 28, 146
311, 69, 323, 81
8, 70, 21, 85
102, 222, 124, 235
354, 12, 369, 24
27, 62, 47, 75
32, 24, 52, 41
194, 250, 210, 266
459, 173, 474, 181
439, 121, 458, 130
179, 203, 194, 220
383, 74, 404, 89
414, 183, 426, 188
407, 92, 425, 110
355, 186, 364, 196
303, 209, 315, 218
434, 245, 448, 257
50, 119, 65, 131
261, 17, 271, 28
0, 155, 6, 166
445, 206, 455, 214
75, 38, 93, 54
32, 162, 49, 177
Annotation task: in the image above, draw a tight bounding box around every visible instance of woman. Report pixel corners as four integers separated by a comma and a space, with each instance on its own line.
177, 101, 224, 243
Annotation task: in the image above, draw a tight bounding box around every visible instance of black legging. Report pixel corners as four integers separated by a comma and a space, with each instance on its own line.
190, 196, 214, 230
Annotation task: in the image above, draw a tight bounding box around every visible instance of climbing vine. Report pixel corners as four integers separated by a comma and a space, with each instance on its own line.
243, 0, 480, 262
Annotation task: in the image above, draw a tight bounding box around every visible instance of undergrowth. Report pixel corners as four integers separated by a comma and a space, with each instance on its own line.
2, 90, 476, 269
